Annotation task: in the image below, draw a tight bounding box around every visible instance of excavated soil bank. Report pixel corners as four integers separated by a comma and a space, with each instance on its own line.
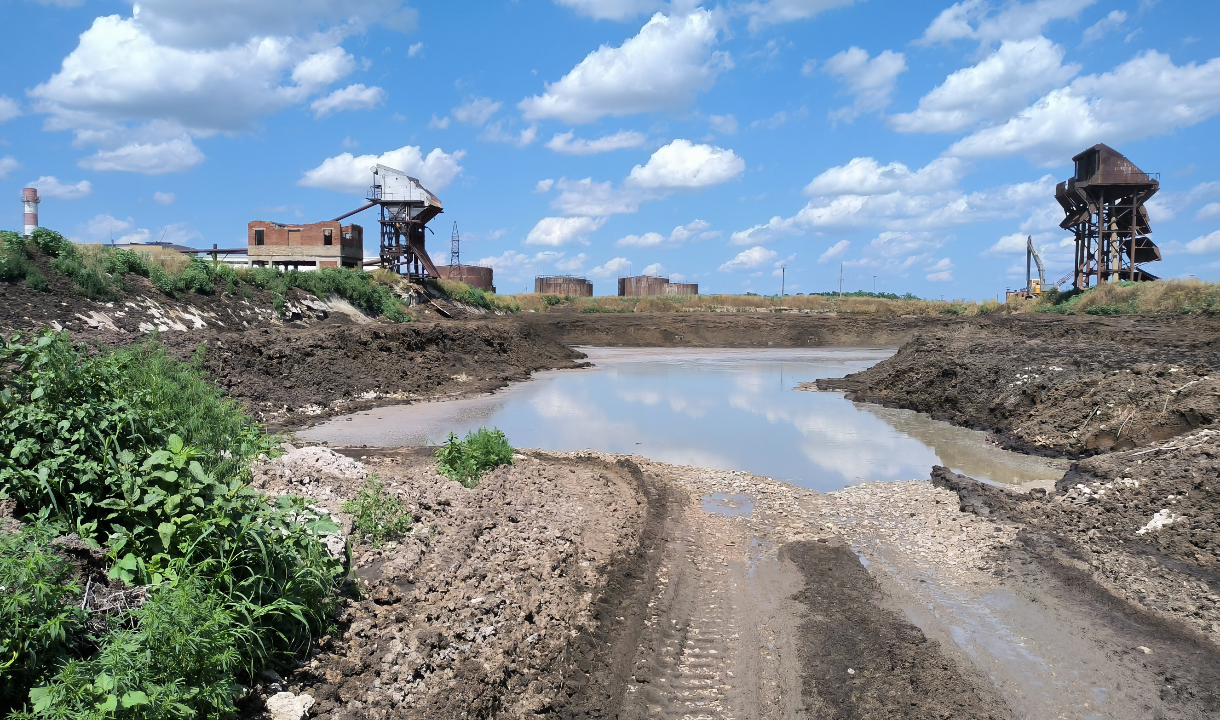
197, 322, 587, 428
814, 313, 1220, 457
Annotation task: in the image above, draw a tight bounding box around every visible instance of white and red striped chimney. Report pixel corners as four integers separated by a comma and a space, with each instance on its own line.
22, 188, 39, 236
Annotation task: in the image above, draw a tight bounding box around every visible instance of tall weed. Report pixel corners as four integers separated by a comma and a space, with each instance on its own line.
0, 523, 85, 714
435, 428, 514, 488
0, 331, 343, 714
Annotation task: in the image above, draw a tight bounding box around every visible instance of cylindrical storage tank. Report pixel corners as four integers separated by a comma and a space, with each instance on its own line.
22, 188, 39, 237
535, 275, 593, 297
436, 265, 495, 291
664, 282, 699, 295
618, 275, 671, 296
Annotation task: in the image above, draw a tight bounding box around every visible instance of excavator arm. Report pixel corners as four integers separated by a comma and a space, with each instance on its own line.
1027, 236, 1046, 290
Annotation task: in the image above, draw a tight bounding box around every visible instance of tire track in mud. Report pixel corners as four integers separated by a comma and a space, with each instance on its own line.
619, 475, 806, 720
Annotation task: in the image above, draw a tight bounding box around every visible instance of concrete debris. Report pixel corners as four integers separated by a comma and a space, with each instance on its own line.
265, 691, 314, 720
1135, 508, 1181, 535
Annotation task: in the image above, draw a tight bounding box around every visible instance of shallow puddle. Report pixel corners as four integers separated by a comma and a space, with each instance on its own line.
701, 493, 755, 517
298, 347, 1065, 492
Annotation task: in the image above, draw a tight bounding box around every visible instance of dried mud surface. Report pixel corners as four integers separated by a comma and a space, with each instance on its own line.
244, 447, 1021, 720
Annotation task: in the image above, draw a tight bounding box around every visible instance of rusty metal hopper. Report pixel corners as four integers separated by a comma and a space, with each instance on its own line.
1057, 144, 1161, 289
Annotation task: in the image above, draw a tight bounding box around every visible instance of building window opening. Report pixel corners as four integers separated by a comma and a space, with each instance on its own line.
254, 228, 264, 246
323, 229, 333, 246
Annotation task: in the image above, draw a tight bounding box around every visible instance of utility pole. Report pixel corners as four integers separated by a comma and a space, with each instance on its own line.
838, 263, 843, 299
780, 263, 786, 297
873, 275, 877, 294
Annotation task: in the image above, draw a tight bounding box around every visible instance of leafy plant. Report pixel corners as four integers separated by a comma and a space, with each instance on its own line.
0, 523, 85, 714
0, 331, 343, 714
20, 575, 252, 720
435, 428, 514, 488
342, 477, 412, 546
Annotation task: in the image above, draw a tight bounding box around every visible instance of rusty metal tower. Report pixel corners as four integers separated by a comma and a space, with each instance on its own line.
449, 221, 461, 279
1056, 144, 1161, 289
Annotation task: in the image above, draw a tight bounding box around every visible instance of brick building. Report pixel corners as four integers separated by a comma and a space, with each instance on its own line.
247, 220, 363, 269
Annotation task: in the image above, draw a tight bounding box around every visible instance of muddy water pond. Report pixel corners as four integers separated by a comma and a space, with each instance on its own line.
298, 347, 1065, 492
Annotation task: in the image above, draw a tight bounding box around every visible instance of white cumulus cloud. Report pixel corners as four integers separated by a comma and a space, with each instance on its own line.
299, 146, 465, 193
78, 135, 205, 174
625, 139, 744, 189
554, 0, 664, 21
819, 239, 850, 262
719, 246, 777, 271
519, 10, 730, 124
153, 191, 176, 205
525, 216, 607, 246
74, 213, 133, 242
590, 256, 634, 277
616, 219, 710, 247
741, 0, 859, 32
27, 3, 411, 173
453, 97, 502, 126
28, 176, 93, 199
888, 37, 1079, 134
804, 157, 966, 196
926, 257, 955, 282
709, 114, 738, 134
0, 96, 21, 123
551, 177, 647, 216
545, 130, 648, 154
823, 47, 907, 122
0, 157, 18, 179
919, 0, 1097, 48
1197, 203, 1220, 222
1185, 230, 1220, 254
311, 84, 387, 118
947, 51, 1220, 165
1082, 10, 1126, 45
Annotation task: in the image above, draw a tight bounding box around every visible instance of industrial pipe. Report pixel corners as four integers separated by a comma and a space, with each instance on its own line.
333, 201, 379, 222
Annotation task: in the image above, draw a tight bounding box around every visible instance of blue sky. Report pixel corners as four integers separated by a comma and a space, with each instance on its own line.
1, 0, 1218, 299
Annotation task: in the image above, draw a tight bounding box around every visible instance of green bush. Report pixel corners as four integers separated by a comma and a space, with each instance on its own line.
342, 477, 412, 546
28, 229, 73, 260
102, 248, 149, 277
24, 269, 48, 292
21, 575, 253, 720
0, 523, 85, 714
49, 255, 116, 302
1, 231, 24, 252
0, 331, 343, 715
435, 428, 514, 488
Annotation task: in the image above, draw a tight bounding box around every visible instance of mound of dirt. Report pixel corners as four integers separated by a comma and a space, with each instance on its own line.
250, 447, 655, 719
929, 463, 1220, 647
816, 314, 1220, 457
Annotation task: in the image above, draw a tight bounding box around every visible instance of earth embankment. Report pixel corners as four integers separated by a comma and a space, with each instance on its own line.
517, 311, 952, 348
813, 313, 1220, 457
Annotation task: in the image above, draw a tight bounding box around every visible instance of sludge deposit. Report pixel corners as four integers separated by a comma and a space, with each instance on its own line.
3, 267, 1220, 720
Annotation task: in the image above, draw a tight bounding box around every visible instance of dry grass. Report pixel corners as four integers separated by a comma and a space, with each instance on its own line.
509, 292, 1005, 316
1035, 278, 1220, 315
507, 280, 1220, 317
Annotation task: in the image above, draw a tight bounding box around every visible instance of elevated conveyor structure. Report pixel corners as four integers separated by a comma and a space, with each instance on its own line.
337, 164, 445, 279
1056, 144, 1161, 289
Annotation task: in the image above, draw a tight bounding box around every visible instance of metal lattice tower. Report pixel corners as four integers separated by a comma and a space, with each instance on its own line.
449, 221, 461, 279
